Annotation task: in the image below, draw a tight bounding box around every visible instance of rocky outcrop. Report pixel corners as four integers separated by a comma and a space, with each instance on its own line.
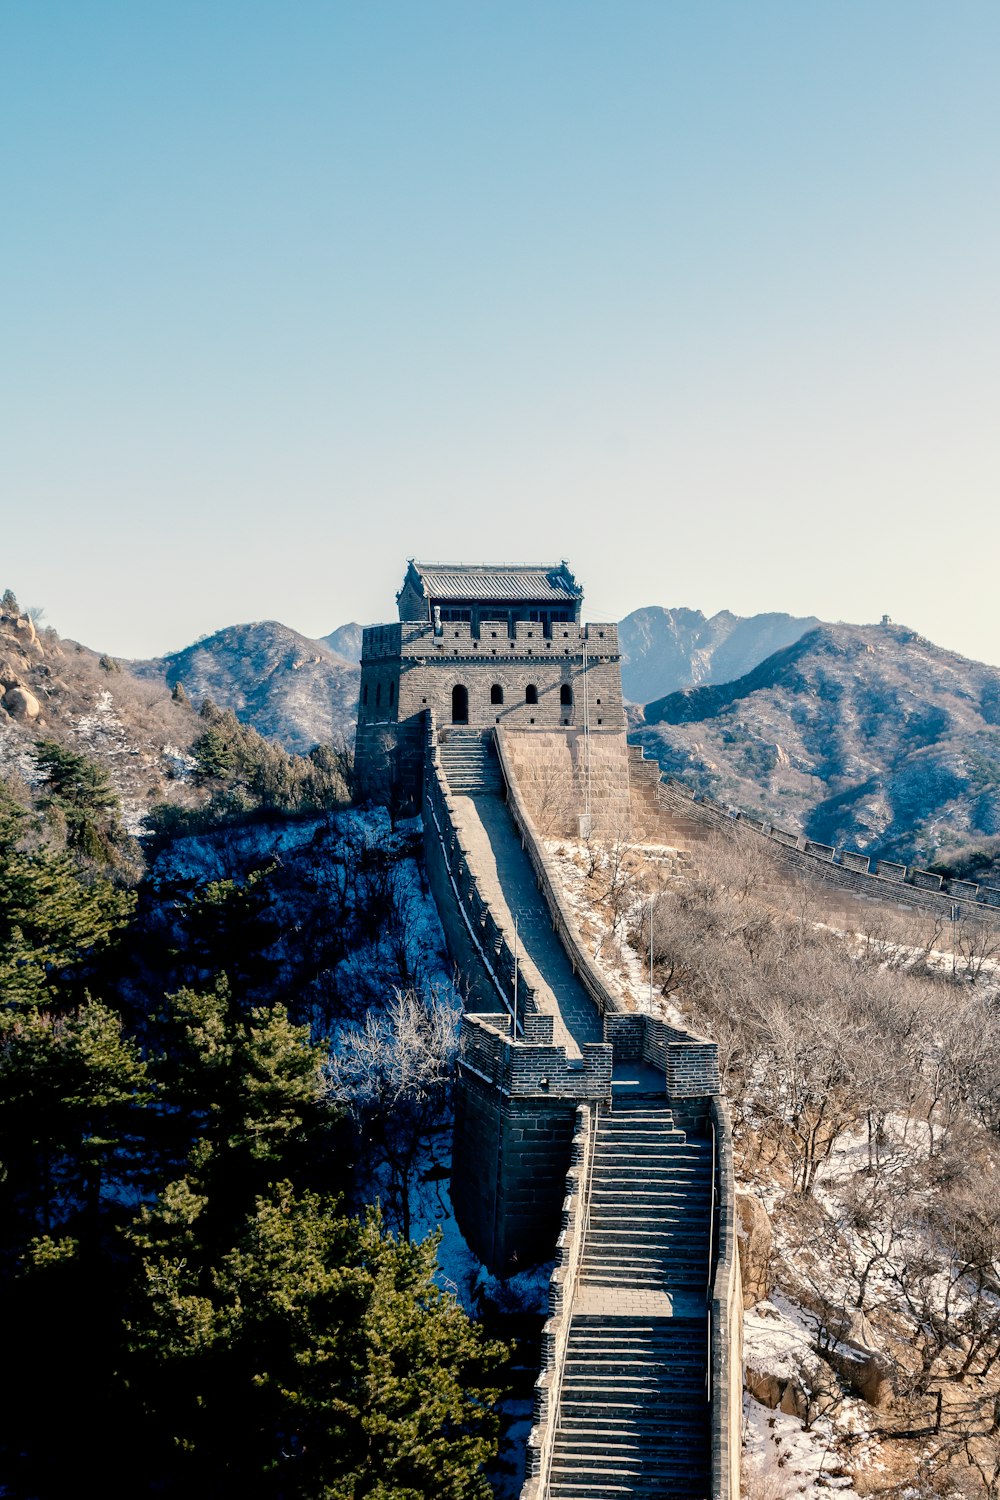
824, 1345, 894, 1408
3, 685, 40, 720
736, 1193, 774, 1307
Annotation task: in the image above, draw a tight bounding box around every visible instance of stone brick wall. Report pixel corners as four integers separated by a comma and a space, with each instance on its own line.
649, 774, 1000, 923
500, 727, 633, 836
452, 1013, 609, 1267
603, 1013, 720, 1098
710, 1097, 744, 1500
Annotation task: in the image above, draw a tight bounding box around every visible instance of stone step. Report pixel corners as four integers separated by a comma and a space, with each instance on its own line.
557, 1428, 708, 1447
562, 1358, 707, 1376
588, 1207, 711, 1223
554, 1439, 709, 1461
558, 1407, 708, 1429
592, 1147, 710, 1163
581, 1241, 707, 1255
567, 1333, 705, 1348
581, 1250, 705, 1267
585, 1226, 711, 1242
566, 1342, 707, 1359
551, 1449, 709, 1472
589, 1163, 712, 1180
567, 1332, 707, 1349
579, 1269, 705, 1287
589, 1178, 711, 1193
558, 1403, 708, 1424
590, 1165, 711, 1179
548, 1470, 709, 1497
561, 1377, 706, 1397
588, 1184, 711, 1200
588, 1189, 711, 1206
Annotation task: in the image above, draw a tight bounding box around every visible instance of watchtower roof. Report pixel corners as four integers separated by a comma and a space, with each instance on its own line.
403, 560, 583, 605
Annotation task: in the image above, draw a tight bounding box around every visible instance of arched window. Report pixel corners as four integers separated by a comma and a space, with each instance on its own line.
388, 680, 395, 707
451, 684, 469, 724
490, 683, 504, 705
362, 683, 369, 706
560, 683, 572, 706
525, 684, 538, 705
375, 682, 381, 707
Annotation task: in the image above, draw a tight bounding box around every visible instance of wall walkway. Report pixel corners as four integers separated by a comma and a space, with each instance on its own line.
420, 716, 741, 1500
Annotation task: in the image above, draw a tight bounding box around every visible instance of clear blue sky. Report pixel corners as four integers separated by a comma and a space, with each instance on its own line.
3, 2, 999, 663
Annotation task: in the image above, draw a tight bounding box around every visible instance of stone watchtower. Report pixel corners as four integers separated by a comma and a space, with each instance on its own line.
354, 560, 625, 807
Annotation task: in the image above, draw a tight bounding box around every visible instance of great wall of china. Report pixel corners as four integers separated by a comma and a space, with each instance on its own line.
355, 561, 997, 1500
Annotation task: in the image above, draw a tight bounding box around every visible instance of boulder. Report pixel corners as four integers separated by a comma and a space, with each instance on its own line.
14, 615, 37, 646
3, 685, 40, 720
0, 658, 24, 689
825, 1345, 894, 1409
745, 1367, 782, 1408
736, 1192, 774, 1306
745, 1366, 809, 1420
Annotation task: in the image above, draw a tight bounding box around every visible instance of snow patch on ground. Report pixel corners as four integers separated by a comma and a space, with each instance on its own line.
0, 717, 45, 788
542, 835, 689, 1026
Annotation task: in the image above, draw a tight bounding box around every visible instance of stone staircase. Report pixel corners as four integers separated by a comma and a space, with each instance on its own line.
438, 728, 504, 794
550, 1317, 711, 1499
583, 1105, 713, 1292
548, 1102, 713, 1500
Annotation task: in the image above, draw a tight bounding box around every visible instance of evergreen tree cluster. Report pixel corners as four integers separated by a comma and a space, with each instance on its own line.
173, 699, 353, 826
0, 779, 505, 1499
34, 737, 137, 869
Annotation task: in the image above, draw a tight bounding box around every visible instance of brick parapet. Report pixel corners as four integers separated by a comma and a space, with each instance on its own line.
603, 1013, 720, 1098
522, 1103, 597, 1497
709, 1097, 744, 1500
457, 1011, 612, 1102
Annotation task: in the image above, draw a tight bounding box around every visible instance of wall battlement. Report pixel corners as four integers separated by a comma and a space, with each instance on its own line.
458, 1011, 613, 1099
362, 618, 620, 659
638, 757, 1000, 921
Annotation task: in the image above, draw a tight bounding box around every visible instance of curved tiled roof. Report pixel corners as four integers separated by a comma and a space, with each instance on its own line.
407, 560, 582, 604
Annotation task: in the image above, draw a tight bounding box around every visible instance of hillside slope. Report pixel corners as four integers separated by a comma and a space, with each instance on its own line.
634, 621, 1000, 864
0, 594, 202, 832
619, 605, 818, 703
134, 621, 360, 753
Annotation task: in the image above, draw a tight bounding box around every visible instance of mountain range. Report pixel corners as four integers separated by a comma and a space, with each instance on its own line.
132, 621, 362, 753
127, 606, 818, 753
618, 606, 819, 703
635, 621, 1000, 865
5, 585, 1000, 868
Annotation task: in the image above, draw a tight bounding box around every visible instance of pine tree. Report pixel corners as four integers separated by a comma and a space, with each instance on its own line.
34, 739, 127, 863
0, 781, 133, 1009
125, 1183, 506, 1498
